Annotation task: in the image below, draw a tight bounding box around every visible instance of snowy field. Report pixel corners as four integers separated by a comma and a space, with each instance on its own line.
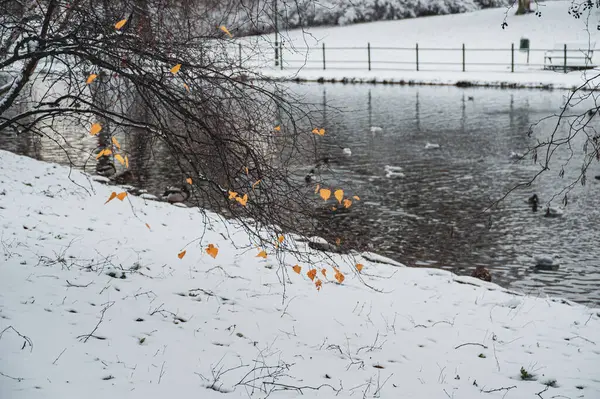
1, 150, 600, 398
237, 1, 600, 89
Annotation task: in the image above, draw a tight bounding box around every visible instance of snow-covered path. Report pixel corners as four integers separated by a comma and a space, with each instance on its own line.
1, 149, 599, 398
244, 1, 600, 89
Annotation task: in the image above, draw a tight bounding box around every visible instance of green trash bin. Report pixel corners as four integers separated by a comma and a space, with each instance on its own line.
520, 38, 530, 51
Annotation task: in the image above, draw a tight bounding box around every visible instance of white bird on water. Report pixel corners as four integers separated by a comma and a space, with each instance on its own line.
384, 165, 405, 178
343, 148, 352, 156
425, 142, 440, 150
370, 126, 383, 133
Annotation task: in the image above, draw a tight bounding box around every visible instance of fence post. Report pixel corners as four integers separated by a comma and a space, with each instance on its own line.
368, 42, 371, 71
511, 43, 514, 73
564, 44, 567, 73
238, 43, 242, 68
416, 43, 419, 71
462, 43, 465, 72
322, 43, 326, 70
279, 41, 283, 70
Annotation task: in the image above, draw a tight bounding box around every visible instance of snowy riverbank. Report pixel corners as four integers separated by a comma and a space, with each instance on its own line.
1, 149, 599, 398
244, 1, 600, 89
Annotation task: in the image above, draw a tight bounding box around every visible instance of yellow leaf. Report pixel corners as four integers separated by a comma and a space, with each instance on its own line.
274, 125, 281, 131
178, 250, 186, 259
353, 195, 361, 201
186, 177, 193, 185
321, 268, 327, 277
331, 207, 337, 211
256, 249, 267, 259
335, 271, 345, 284
116, 192, 127, 201
125, 155, 129, 168
335, 238, 341, 246
312, 128, 325, 136
236, 193, 248, 206
244, 167, 249, 175
111, 136, 121, 149
219, 25, 233, 37
105, 192, 117, 204
315, 279, 322, 291
292, 265, 301, 274
228, 191, 238, 199
95, 149, 111, 159
115, 19, 127, 30
183, 83, 190, 91
252, 179, 261, 189
343, 198, 352, 208
356, 263, 364, 272
170, 64, 181, 74
90, 123, 102, 136
315, 184, 320, 194
145, 223, 151, 230
307, 269, 317, 281
334, 189, 344, 204
115, 154, 125, 165
278, 235, 284, 244
319, 188, 331, 201
86, 74, 98, 84
206, 243, 218, 258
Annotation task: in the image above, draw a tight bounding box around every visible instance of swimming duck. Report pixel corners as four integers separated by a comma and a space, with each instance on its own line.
509, 151, 524, 160
384, 165, 405, 178
595, 175, 600, 180
162, 185, 190, 204
471, 266, 492, 282
370, 126, 383, 134
533, 254, 560, 270
528, 194, 539, 212
544, 206, 563, 218
305, 169, 315, 183
425, 142, 440, 150
343, 148, 352, 156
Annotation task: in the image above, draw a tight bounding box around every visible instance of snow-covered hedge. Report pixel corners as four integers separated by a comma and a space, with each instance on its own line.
211, 0, 515, 35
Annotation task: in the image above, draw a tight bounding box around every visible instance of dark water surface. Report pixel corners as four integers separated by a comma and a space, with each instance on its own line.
2, 82, 599, 306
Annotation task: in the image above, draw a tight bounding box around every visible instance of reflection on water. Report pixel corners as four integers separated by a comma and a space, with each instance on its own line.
2, 83, 599, 306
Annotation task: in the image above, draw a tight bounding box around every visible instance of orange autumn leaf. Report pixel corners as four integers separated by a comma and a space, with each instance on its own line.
125, 155, 129, 168
353, 195, 361, 201
256, 249, 267, 259
292, 265, 301, 274
183, 83, 190, 91
95, 148, 111, 159
115, 154, 125, 165
206, 244, 218, 258
115, 19, 127, 30
111, 136, 121, 149
116, 192, 127, 201
90, 123, 102, 136
335, 271, 345, 284
307, 269, 317, 281
145, 223, 151, 230
315, 279, 322, 291
170, 64, 182, 74
86, 74, 98, 84
343, 198, 352, 208
228, 191, 238, 199
186, 177, 193, 185
236, 193, 248, 206
321, 268, 327, 277
312, 128, 325, 136
219, 25, 233, 37
356, 263, 364, 272
315, 184, 320, 194
331, 206, 337, 211
334, 189, 344, 204
244, 167, 249, 175
274, 125, 281, 131
105, 192, 117, 204
319, 188, 331, 201
278, 235, 284, 244
252, 179, 261, 189
178, 250, 186, 259
335, 238, 341, 246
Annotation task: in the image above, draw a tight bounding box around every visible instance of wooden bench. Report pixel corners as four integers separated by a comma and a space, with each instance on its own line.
544, 42, 596, 71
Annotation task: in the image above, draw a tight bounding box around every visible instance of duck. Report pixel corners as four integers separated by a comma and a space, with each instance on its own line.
467, 96, 474, 101
471, 266, 492, 282
528, 194, 539, 212
162, 185, 190, 204
342, 147, 352, 156
425, 142, 440, 150
595, 175, 600, 180
305, 169, 315, 183
509, 151, 524, 160
370, 126, 383, 134
533, 254, 560, 270
544, 206, 563, 218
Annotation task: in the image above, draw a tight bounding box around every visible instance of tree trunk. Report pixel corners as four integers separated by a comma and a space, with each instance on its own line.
516, 0, 527, 15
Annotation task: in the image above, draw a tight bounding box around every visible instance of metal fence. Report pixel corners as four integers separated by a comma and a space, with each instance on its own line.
257, 42, 598, 74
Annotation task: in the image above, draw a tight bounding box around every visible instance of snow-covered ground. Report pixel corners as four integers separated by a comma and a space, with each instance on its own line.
1, 151, 600, 398
240, 1, 600, 89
